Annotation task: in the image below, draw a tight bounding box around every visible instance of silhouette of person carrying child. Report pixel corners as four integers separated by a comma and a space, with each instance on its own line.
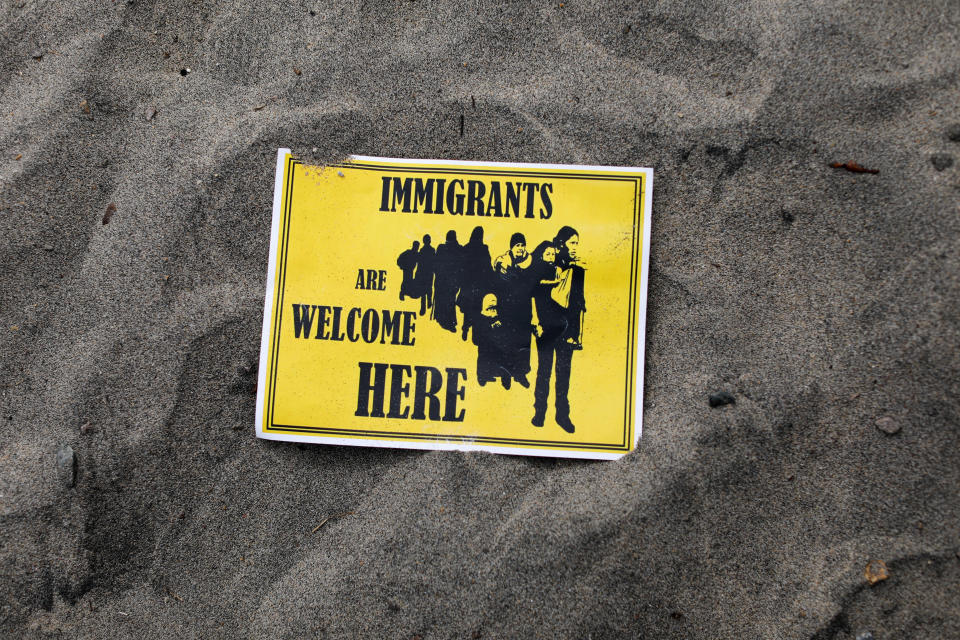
531, 226, 585, 433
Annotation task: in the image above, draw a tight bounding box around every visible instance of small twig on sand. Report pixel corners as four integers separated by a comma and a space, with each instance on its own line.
252, 96, 279, 111
311, 511, 354, 533
165, 586, 183, 602
102, 202, 117, 225
830, 161, 879, 174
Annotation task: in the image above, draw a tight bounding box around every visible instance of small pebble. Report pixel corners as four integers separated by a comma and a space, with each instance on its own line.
855, 632, 874, 640
31, 49, 43, 60
946, 124, 960, 142
930, 153, 954, 171
55, 445, 77, 488
875, 416, 900, 435
864, 558, 889, 585
144, 106, 157, 121
708, 391, 735, 408
42, 244, 53, 251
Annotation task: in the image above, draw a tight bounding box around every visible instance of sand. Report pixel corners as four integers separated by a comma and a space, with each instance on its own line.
1, 0, 959, 637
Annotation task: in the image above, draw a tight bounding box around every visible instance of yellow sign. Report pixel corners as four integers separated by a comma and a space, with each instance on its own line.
256, 150, 652, 459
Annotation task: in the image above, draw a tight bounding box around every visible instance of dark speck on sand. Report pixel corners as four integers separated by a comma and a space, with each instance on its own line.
709, 391, 736, 408
930, 153, 954, 171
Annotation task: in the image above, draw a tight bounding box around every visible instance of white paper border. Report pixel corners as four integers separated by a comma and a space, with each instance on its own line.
254, 148, 290, 443
255, 150, 652, 460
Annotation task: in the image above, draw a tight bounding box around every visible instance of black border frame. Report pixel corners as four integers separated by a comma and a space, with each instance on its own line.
264, 159, 643, 452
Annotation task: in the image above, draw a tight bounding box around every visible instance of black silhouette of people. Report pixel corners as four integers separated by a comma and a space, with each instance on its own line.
457, 226, 493, 342
396, 240, 419, 301
414, 235, 435, 316
396, 225, 585, 433
433, 230, 462, 332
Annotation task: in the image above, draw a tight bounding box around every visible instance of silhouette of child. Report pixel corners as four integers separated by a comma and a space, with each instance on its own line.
474, 293, 511, 390
537, 245, 561, 287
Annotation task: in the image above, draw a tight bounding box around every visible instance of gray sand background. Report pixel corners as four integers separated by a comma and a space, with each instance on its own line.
2, 0, 959, 637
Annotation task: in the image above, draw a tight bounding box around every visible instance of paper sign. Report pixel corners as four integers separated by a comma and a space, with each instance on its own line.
256, 150, 652, 459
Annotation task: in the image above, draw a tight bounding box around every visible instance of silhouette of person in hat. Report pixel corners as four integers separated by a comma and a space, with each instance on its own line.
492, 232, 535, 388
